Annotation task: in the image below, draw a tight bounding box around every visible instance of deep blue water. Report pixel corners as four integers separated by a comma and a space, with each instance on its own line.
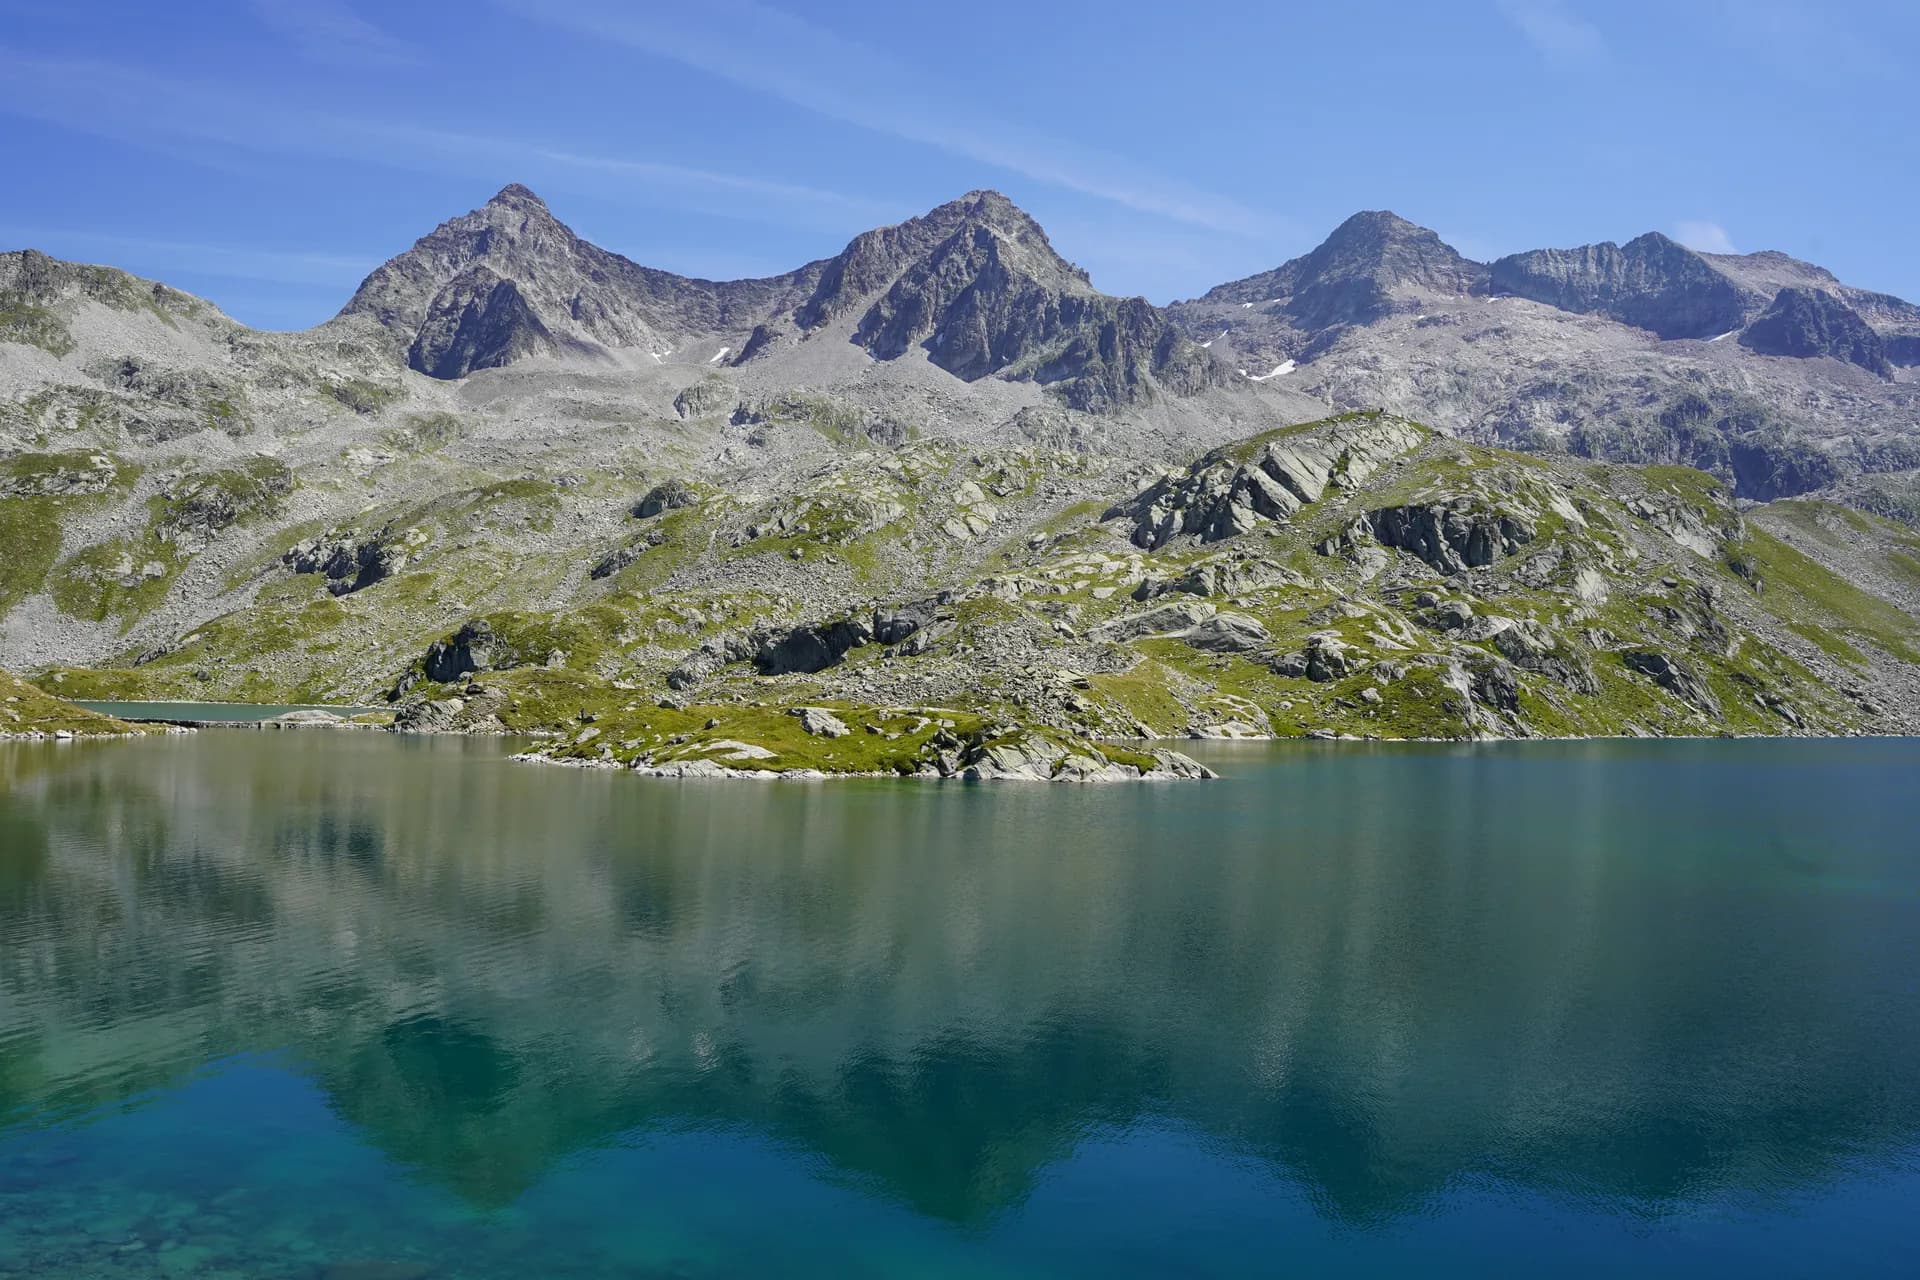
1, 732, 1918, 1277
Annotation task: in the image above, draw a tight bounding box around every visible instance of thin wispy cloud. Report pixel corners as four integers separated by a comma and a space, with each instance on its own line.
251, 0, 418, 69
0, 226, 376, 286
1495, 0, 1607, 64
498, 0, 1273, 238
0, 47, 888, 230
1673, 219, 1738, 255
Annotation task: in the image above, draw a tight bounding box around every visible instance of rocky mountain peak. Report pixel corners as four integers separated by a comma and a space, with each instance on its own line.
815, 190, 1213, 409
335, 184, 822, 378
485, 182, 550, 213
1196, 210, 1486, 328
1489, 233, 1753, 339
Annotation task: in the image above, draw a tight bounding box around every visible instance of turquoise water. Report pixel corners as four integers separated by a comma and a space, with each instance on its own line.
2, 732, 1918, 1277
73, 701, 384, 722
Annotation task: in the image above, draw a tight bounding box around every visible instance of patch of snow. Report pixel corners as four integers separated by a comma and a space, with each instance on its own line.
1199, 340, 1213, 348
1708, 329, 1738, 343
708, 347, 730, 363
1246, 360, 1297, 382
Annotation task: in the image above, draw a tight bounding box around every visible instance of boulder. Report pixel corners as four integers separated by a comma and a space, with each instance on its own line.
789, 707, 851, 738
1273, 632, 1353, 683
634, 478, 698, 519
1091, 601, 1216, 643
1185, 612, 1272, 654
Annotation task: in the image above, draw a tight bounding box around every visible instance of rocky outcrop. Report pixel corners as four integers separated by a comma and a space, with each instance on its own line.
284, 526, 420, 595
1488, 233, 1753, 339
753, 618, 873, 676
1112, 415, 1426, 549
424, 619, 496, 683
954, 732, 1214, 782
1488, 619, 1599, 694
1271, 632, 1354, 683
0, 452, 121, 498
1360, 501, 1535, 574
1622, 649, 1721, 715
667, 599, 948, 690
633, 479, 698, 519
672, 378, 735, 420
1740, 288, 1890, 377
1626, 490, 1740, 559
1091, 601, 1217, 644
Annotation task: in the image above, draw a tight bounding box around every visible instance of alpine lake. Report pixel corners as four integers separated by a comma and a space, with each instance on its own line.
2, 724, 1918, 1277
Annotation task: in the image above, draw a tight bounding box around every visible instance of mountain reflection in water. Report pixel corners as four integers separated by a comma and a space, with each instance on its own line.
2, 732, 1918, 1275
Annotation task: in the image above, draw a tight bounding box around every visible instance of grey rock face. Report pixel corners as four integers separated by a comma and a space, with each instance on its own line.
1363, 502, 1535, 574
752, 617, 872, 675
1489, 619, 1599, 694
424, 620, 495, 683
408, 267, 578, 378
1622, 649, 1721, 715
1091, 601, 1216, 643
1488, 233, 1752, 339
847, 192, 1220, 411
1740, 288, 1890, 377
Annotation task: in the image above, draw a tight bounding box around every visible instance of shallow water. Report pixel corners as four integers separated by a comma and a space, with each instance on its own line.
1, 732, 1918, 1277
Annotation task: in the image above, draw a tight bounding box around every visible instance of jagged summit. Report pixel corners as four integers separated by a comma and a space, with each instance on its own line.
486, 182, 549, 211
1196, 211, 1486, 329
335, 183, 822, 377
324, 184, 1217, 409
818, 188, 1211, 409
1487, 232, 1752, 339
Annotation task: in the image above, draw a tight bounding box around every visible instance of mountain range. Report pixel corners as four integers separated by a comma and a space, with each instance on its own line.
4, 186, 1919, 765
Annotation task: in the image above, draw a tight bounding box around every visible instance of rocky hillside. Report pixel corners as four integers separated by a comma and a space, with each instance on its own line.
5, 187, 1920, 774
1171, 216, 1920, 506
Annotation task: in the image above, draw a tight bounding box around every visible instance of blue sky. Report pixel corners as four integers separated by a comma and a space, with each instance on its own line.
2, 0, 1914, 329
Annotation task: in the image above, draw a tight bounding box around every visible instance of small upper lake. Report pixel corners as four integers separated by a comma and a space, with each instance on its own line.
2, 731, 1918, 1277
